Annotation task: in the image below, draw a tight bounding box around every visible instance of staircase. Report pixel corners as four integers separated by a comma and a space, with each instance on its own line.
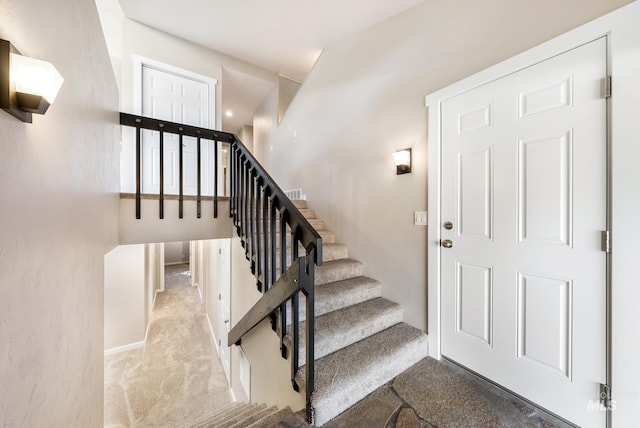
185, 402, 309, 428
282, 200, 429, 426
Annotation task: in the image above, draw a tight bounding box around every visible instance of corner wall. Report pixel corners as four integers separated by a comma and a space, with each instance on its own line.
229, 238, 305, 410
0, 0, 120, 425
104, 245, 146, 351
258, 0, 632, 332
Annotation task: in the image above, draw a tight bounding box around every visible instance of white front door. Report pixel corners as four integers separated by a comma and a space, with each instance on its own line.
218, 239, 231, 383
440, 37, 607, 428
141, 65, 213, 196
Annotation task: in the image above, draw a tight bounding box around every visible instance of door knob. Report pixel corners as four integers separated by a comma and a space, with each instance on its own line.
442, 239, 453, 248
224, 320, 229, 324
443, 221, 454, 230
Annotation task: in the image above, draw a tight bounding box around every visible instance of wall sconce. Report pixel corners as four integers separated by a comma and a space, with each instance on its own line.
393, 148, 412, 175
1, 39, 64, 123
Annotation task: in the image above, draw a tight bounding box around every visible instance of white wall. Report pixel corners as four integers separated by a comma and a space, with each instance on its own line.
253, 88, 279, 164
229, 238, 305, 410
164, 241, 189, 265
237, 125, 254, 152
0, 0, 120, 425
120, 19, 276, 127
119, 198, 234, 244
104, 245, 146, 351
278, 76, 301, 124
257, 0, 632, 332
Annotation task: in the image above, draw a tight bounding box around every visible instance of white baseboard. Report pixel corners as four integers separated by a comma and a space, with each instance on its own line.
206, 312, 219, 354
104, 340, 145, 357
164, 261, 189, 266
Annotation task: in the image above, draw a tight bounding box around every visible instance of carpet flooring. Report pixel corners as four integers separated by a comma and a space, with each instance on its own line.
104, 263, 233, 427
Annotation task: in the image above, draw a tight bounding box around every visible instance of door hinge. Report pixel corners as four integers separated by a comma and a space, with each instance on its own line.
603, 76, 612, 99
600, 383, 612, 409
218, 339, 221, 346
601, 230, 611, 253
218, 293, 222, 300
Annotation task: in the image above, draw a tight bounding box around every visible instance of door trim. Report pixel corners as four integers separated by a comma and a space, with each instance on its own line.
426, 30, 611, 360
426, 23, 613, 428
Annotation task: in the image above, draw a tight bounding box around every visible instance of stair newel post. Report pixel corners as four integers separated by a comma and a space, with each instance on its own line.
255, 178, 263, 291
135, 119, 141, 219
213, 139, 218, 218
291, 228, 301, 392
304, 247, 316, 424
279, 208, 289, 358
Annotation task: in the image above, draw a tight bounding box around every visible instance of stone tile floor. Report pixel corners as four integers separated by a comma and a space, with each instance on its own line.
324, 357, 573, 428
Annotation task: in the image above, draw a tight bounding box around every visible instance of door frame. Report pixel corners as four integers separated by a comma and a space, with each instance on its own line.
427, 14, 615, 427
427, 4, 640, 425
132, 54, 218, 125
132, 55, 224, 196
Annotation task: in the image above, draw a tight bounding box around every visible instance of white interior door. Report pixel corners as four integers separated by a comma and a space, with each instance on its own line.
218, 239, 231, 383
141, 65, 212, 196
440, 38, 607, 428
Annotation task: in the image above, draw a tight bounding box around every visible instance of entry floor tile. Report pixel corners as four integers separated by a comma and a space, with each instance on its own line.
325, 357, 574, 428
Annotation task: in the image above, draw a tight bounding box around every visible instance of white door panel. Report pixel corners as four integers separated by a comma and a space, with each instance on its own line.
141, 66, 211, 196
441, 38, 607, 428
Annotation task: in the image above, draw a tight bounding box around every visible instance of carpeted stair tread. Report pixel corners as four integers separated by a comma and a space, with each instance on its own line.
276, 242, 348, 263
286, 275, 381, 323
316, 276, 382, 315
193, 403, 264, 428
215, 403, 268, 428
306, 218, 325, 230
296, 323, 429, 426
284, 297, 403, 362
315, 258, 364, 285
227, 406, 279, 428
245, 406, 310, 428
185, 402, 246, 427
292, 200, 307, 209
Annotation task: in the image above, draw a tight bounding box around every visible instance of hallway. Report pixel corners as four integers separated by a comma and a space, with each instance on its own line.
104, 263, 233, 427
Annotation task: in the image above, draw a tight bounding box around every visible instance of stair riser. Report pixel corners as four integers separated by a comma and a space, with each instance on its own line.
291, 303, 404, 363
315, 262, 364, 285
310, 331, 429, 426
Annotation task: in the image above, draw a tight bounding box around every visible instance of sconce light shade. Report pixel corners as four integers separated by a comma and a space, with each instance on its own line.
393, 148, 412, 175
1, 39, 64, 123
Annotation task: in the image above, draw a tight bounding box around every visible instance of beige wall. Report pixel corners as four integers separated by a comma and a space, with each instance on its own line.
120, 19, 276, 123
278, 76, 301, 124
164, 241, 189, 265
119, 198, 234, 244
229, 238, 305, 410
258, 0, 632, 332
104, 245, 146, 351
0, 0, 120, 425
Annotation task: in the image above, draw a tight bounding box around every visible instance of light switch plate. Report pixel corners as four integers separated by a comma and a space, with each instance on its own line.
414, 211, 427, 226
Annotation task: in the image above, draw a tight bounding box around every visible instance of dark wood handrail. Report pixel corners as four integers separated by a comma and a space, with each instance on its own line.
120, 112, 232, 220
229, 132, 322, 424
229, 257, 304, 346
120, 111, 321, 424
